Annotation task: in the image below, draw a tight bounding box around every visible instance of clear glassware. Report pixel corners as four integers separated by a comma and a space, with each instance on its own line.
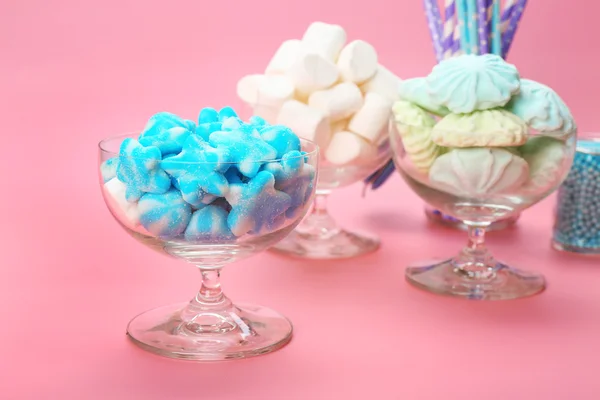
99, 134, 318, 360
424, 205, 520, 231
390, 118, 577, 300
270, 138, 391, 259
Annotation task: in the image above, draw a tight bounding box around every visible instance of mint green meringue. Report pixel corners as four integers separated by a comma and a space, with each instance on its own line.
426, 54, 520, 114
398, 78, 450, 116
506, 79, 576, 136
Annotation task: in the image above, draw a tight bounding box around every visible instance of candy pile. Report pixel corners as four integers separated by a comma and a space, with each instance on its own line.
553, 141, 600, 251
101, 107, 315, 241
236, 21, 401, 167
393, 54, 576, 197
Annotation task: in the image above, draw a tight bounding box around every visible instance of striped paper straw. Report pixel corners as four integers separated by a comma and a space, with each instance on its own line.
476, 0, 489, 53
490, 0, 502, 55
456, 0, 470, 54
466, 0, 479, 54
500, 0, 516, 35
502, 0, 527, 58
423, 0, 444, 61
443, 0, 456, 59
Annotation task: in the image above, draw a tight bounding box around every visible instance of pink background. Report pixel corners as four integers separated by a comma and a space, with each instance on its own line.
3, 0, 600, 398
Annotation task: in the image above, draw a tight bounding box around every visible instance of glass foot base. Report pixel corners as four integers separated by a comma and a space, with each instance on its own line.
405, 259, 545, 300
270, 229, 380, 260
126, 302, 292, 361
425, 208, 519, 232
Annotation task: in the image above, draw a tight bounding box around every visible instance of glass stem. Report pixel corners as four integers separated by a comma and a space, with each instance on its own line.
181, 268, 232, 321
453, 225, 497, 280
296, 190, 340, 239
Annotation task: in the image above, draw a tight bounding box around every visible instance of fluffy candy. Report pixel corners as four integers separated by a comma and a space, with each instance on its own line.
198, 107, 220, 124
209, 126, 277, 178
426, 54, 520, 114
259, 125, 301, 158
392, 101, 443, 173
262, 151, 316, 218
519, 136, 569, 194
429, 148, 529, 196
218, 106, 238, 121
506, 79, 577, 136
185, 205, 235, 241
100, 157, 119, 182
398, 78, 449, 116
138, 126, 191, 155
225, 171, 292, 236
103, 178, 141, 230
138, 189, 192, 238
431, 109, 528, 148
161, 135, 231, 205
116, 138, 171, 202
141, 112, 190, 138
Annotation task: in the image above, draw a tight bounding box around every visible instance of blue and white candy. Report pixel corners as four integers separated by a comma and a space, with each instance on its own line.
185, 205, 235, 241
141, 112, 190, 138
100, 157, 119, 182
116, 138, 171, 202
138, 189, 192, 238
139, 126, 191, 156
259, 125, 301, 158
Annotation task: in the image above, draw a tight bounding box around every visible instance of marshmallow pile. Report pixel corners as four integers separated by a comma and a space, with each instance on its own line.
101, 107, 315, 241
393, 54, 576, 197
237, 22, 401, 166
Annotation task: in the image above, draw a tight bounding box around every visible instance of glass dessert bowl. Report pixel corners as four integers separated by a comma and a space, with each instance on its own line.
391, 54, 577, 300
98, 109, 318, 360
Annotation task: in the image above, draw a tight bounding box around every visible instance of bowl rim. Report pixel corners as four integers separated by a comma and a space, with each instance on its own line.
98, 132, 320, 164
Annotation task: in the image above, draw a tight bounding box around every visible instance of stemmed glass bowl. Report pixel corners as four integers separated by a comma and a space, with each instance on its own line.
99, 134, 318, 360
390, 110, 576, 300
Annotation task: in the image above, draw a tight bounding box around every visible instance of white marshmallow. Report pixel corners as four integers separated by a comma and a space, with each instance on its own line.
301, 22, 347, 62
347, 92, 392, 143
325, 131, 376, 165
331, 118, 348, 134
286, 52, 339, 96
276, 100, 331, 149
250, 75, 295, 124
308, 82, 363, 122
237, 74, 266, 104
337, 40, 378, 84
103, 178, 141, 231
265, 39, 302, 75
359, 64, 402, 102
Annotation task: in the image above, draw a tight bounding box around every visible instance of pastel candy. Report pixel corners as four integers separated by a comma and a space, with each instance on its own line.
253, 75, 295, 124
325, 131, 375, 165
161, 135, 231, 204
198, 107, 220, 124
286, 52, 339, 96
259, 125, 301, 158
506, 79, 577, 136
398, 78, 450, 116
347, 92, 392, 143
265, 39, 303, 75
100, 157, 119, 182
195, 122, 223, 141
184, 119, 196, 132
277, 100, 331, 150
331, 119, 348, 134
237, 74, 266, 104
337, 40, 378, 84
520, 136, 569, 194
249, 115, 268, 127
218, 106, 238, 121
359, 65, 402, 102
141, 112, 188, 138
429, 148, 529, 196
221, 117, 243, 131
138, 189, 192, 238
225, 171, 292, 236
209, 125, 277, 178
138, 126, 191, 155
308, 82, 363, 122
301, 22, 347, 62
184, 205, 235, 241
392, 100, 443, 173
103, 178, 141, 230
431, 109, 528, 148
117, 138, 171, 202
427, 54, 520, 113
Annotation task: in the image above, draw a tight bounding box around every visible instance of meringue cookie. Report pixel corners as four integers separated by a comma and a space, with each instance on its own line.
519, 136, 570, 194
398, 78, 450, 116
392, 101, 443, 172
506, 79, 577, 136
429, 147, 529, 196
427, 54, 520, 114
431, 109, 528, 148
